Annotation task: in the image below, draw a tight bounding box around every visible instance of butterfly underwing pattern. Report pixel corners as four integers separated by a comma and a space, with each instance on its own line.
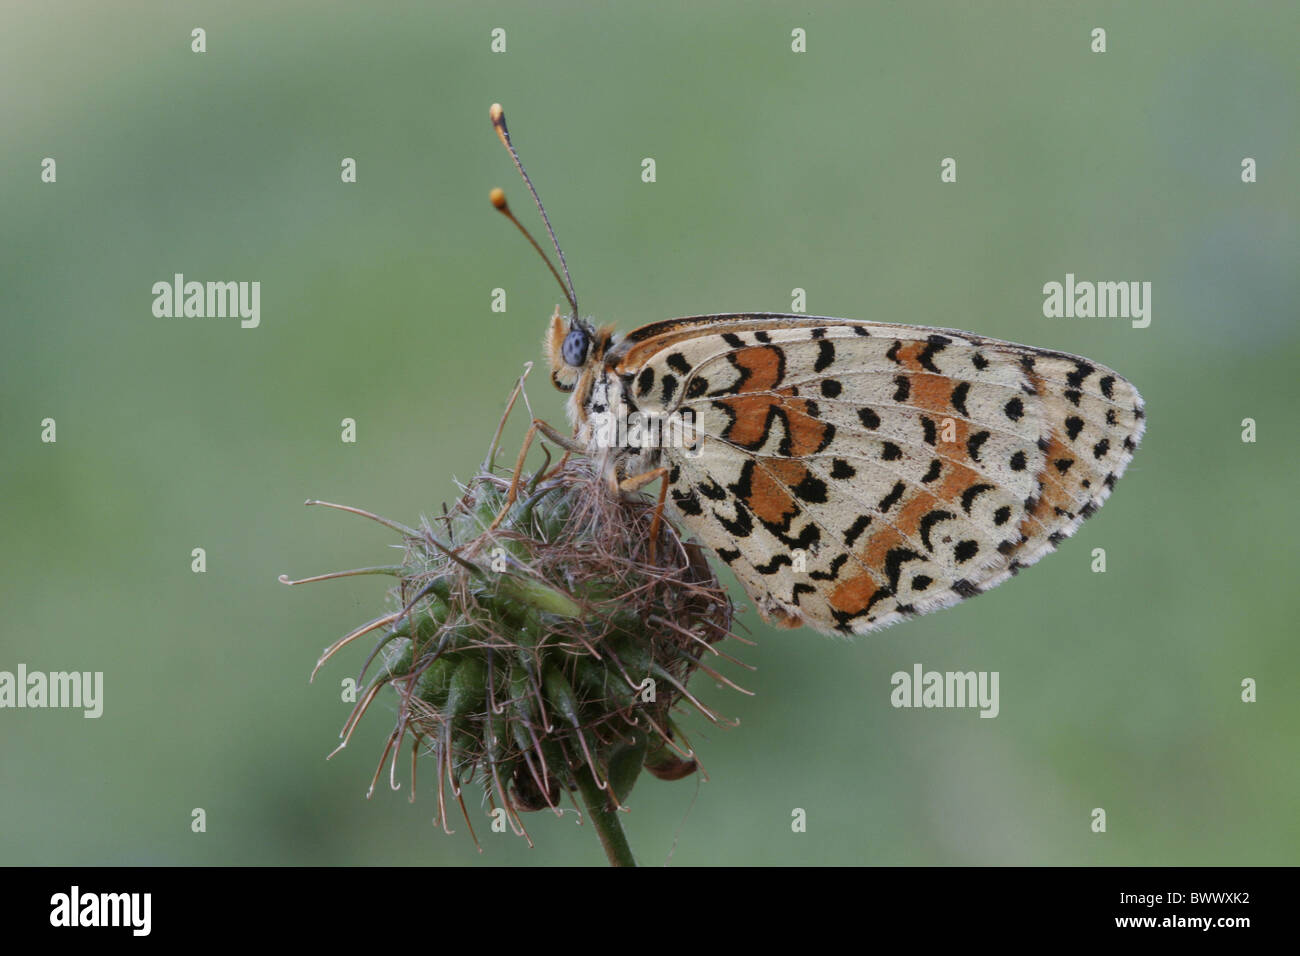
550, 313, 1143, 635
490, 104, 1145, 636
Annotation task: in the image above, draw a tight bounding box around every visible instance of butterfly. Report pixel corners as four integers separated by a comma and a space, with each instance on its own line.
487, 104, 1145, 636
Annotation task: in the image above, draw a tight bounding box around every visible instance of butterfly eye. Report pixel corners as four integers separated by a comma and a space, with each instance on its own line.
561, 327, 590, 367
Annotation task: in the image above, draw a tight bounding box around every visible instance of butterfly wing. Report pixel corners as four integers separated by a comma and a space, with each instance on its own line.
608, 314, 1145, 635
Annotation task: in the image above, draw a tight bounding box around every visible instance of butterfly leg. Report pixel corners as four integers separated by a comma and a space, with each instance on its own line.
618, 466, 670, 562
488, 418, 583, 531
481, 361, 533, 474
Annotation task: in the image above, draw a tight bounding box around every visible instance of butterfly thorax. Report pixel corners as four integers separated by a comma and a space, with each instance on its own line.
572, 364, 664, 490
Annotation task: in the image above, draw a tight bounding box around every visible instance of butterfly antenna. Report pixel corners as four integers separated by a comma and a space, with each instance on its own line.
489, 103, 581, 320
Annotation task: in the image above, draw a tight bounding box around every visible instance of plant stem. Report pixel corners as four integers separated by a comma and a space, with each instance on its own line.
575, 767, 636, 867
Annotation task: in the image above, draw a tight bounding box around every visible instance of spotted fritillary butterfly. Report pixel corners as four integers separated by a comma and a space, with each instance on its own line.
489, 104, 1145, 635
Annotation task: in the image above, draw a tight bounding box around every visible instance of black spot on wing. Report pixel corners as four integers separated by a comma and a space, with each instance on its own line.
696, 477, 727, 500
878, 481, 906, 513
712, 499, 752, 536
884, 548, 924, 591
918, 509, 956, 551
792, 472, 829, 504
1066, 361, 1094, 388
727, 459, 754, 498
764, 520, 821, 552
671, 487, 702, 516
843, 514, 872, 548
753, 554, 793, 575
810, 552, 849, 581
950, 381, 970, 416
917, 334, 950, 372
814, 340, 835, 373
961, 483, 994, 513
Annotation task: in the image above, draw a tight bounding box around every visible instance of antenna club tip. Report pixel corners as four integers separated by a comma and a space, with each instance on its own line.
489, 102, 504, 124
489, 187, 508, 209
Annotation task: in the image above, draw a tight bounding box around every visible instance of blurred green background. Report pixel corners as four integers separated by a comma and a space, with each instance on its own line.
2, 1, 1296, 866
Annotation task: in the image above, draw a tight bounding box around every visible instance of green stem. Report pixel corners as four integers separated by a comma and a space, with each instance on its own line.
575, 767, 636, 867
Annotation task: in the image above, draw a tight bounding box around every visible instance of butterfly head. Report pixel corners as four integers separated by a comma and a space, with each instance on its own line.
544, 306, 616, 404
